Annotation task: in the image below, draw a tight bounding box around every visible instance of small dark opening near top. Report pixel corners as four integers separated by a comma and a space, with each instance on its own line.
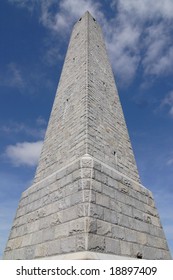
66, 99, 69, 102
93, 17, 96, 21
114, 151, 116, 155
79, 18, 82, 21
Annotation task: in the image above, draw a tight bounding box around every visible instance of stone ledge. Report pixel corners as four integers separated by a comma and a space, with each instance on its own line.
37, 251, 137, 260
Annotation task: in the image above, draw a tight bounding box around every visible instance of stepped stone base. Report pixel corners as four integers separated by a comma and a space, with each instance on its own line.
3, 155, 171, 260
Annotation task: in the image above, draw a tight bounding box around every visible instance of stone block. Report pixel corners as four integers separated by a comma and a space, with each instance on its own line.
71, 191, 83, 205
79, 179, 91, 190
93, 170, 102, 182
133, 208, 144, 222
121, 203, 132, 216
22, 233, 33, 247
66, 160, 80, 174
132, 219, 149, 233
131, 243, 143, 259
35, 240, 60, 258
81, 157, 93, 168
144, 204, 158, 217
117, 213, 130, 228
47, 239, 61, 257
147, 235, 168, 250
62, 206, 80, 222
24, 246, 36, 259
120, 240, 132, 256
92, 180, 102, 193
65, 181, 79, 196
112, 225, 125, 240
72, 169, 81, 181
110, 199, 122, 213
124, 228, 137, 243
90, 204, 104, 219
60, 236, 76, 254
77, 204, 89, 217
54, 223, 69, 239
86, 218, 97, 233
115, 190, 127, 204
96, 192, 110, 208
105, 237, 120, 254
88, 234, 105, 252
97, 220, 112, 236
102, 184, 115, 198
81, 168, 92, 178
108, 177, 118, 188
56, 169, 66, 180
93, 161, 101, 171
76, 234, 86, 251
136, 232, 148, 245
104, 208, 118, 224
69, 218, 85, 234
6, 237, 23, 250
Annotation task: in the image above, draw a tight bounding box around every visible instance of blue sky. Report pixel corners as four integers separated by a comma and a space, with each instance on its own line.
0, 0, 173, 259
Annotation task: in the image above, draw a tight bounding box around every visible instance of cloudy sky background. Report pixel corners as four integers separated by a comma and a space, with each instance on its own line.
0, 0, 173, 258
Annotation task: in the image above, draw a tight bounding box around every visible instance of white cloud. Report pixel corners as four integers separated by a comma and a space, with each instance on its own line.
105, 18, 141, 84
161, 91, 173, 117
8, 0, 173, 85
5, 141, 43, 167
40, 0, 102, 33
8, 0, 38, 12
142, 24, 173, 76
1, 120, 46, 138
108, 0, 173, 84
167, 158, 173, 166
116, 0, 173, 20
0, 63, 24, 89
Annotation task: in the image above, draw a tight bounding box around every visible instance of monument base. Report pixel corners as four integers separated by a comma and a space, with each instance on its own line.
37, 251, 136, 260
3, 156, 171, 260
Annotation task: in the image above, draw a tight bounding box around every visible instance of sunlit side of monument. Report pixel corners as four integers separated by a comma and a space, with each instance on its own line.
3, 11, 171, 260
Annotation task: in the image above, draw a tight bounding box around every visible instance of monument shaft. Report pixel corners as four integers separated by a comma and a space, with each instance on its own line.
4, 11, 171, 259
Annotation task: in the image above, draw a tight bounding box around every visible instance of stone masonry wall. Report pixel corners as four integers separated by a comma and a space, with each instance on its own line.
87, 13, 140, 183
34, 12, 140, 184
3, 12, 171, 260
4, 156, 171, 259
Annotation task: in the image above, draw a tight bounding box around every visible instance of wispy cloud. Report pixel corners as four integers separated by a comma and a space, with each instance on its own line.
8, 0, 173, 86
160, 91, 173, 117
5, 141, 43, 167
115, 0, 173, 20
1, 118, 46, 139
108, 0, 173, 83
8, 0, 38, 12
0, 63, 24, 89
40, 0, 101, 33
167, 158, 173, 166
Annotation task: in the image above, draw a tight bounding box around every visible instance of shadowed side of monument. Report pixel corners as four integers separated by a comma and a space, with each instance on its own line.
3, 11, 171, 260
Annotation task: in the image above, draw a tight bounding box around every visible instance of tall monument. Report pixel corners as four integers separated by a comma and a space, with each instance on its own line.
4, 11, 171, 259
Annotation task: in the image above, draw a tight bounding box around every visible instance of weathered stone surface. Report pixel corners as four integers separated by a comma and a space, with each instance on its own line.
105, 238, 121, 254
3, 11, 171, 260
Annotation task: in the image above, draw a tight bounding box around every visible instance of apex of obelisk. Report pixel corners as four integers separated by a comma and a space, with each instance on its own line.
78, 10, 96, 22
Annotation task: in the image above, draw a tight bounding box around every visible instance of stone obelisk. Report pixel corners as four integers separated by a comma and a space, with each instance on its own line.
4, 11, 171, 259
